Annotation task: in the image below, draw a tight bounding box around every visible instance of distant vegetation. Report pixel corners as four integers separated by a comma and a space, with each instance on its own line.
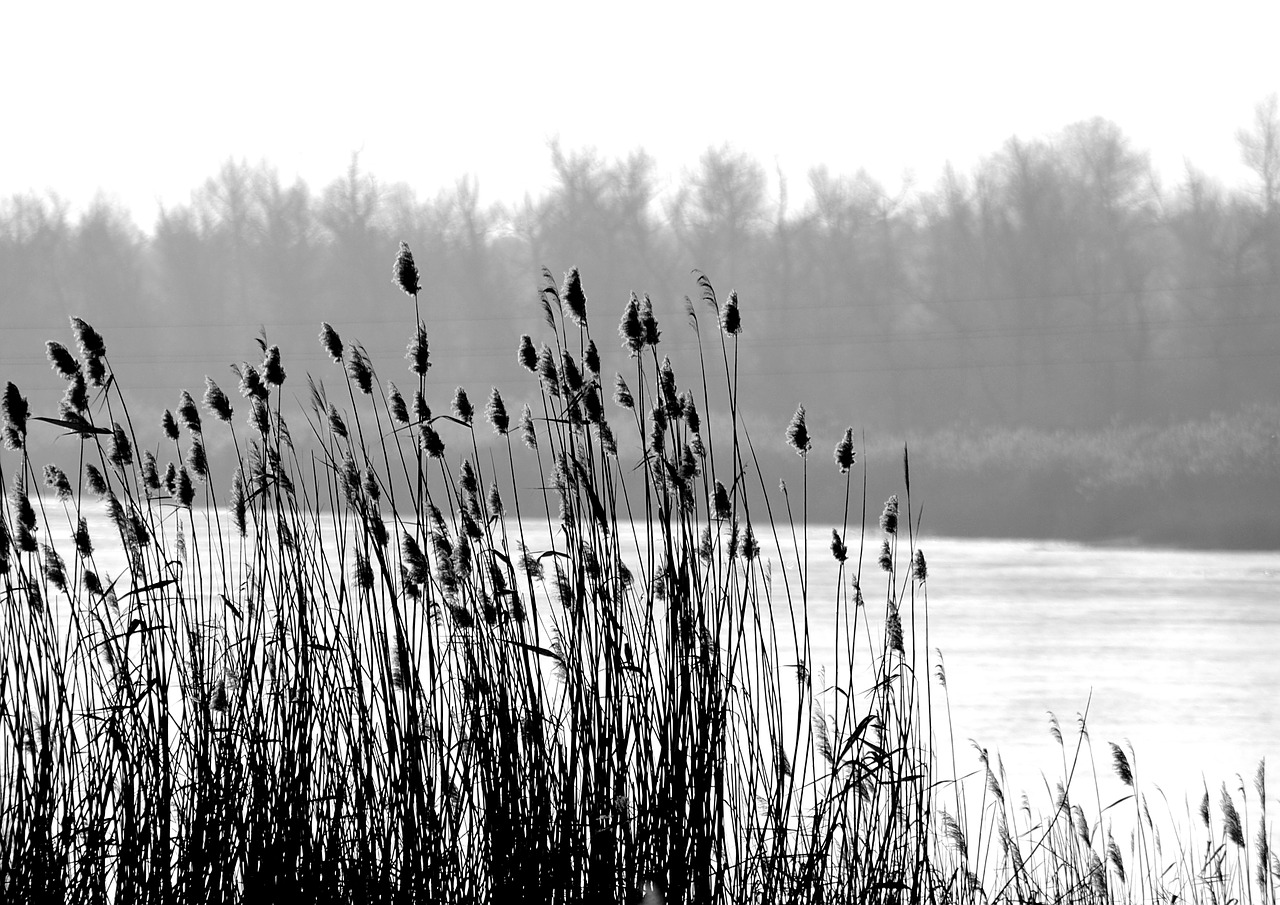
3, 102, 1278, 544
891, 405, 1280, 547
0, 256, 1273, 901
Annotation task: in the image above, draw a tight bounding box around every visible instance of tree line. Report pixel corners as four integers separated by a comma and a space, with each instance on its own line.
2, 101, 1278, 438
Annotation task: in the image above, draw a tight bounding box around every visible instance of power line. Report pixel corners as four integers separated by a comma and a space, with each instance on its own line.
1, 278, 1276, 333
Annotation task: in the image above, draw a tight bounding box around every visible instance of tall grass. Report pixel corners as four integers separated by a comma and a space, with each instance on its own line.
0, 251, 1273, 903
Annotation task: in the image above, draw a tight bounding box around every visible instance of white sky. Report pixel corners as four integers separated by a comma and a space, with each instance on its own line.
2, 0, 1278, 226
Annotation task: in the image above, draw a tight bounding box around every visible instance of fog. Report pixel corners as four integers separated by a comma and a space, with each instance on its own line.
3, 108, 1279, 545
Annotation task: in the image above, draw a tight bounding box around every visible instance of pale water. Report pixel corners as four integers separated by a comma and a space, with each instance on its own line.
818, 535, 1280, 805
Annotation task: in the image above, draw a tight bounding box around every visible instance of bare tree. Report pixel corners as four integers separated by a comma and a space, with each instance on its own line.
318, 155, 385, 310
1237, 94, 1279, 216
1236, 94, 1280, 286
668, 145, 766, 287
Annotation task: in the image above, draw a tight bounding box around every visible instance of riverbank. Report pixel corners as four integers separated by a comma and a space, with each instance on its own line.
772, 406, 1280, 550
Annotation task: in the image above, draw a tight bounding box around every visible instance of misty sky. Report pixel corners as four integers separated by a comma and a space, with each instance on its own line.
3, 0, 1279, 222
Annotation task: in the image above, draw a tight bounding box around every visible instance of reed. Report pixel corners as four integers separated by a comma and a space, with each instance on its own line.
0, 251, 1273, 904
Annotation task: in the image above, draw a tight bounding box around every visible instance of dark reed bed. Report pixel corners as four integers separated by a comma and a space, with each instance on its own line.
0, 249, 1273, 903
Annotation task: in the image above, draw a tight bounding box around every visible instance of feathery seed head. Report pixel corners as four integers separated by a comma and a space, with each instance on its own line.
110, 422, 133, 467
212, 678, 229, 713
250, 398, 271, 434
339, 454, 360, 506
448, 602, 473, 628
12, 483, 37, 552
486, 387, 509, 434
640, 293, 660, 347
353, 552, 374, 591
46, 342, 80, 379
420, 423, 445, 458
327, 404, 348, 439
177, 466, 195, 507
834, 428, 855, 473
459, 458, 479, 497
238, 364, 268, 400
74, 518, 93, 558
393, 241, 421, 296
231, 468, 247, 535
713, 480, 731, 520
583, 385, 604, 424
518, 334, 538, 372
70, 316, 106, 359
880, 495, 899, 535
387, 382, 408, 424
786, 404, 811, 455
84, 463, 108, 497
319, 322, 344, 363
584, 339, 600, 375
128, 511, 149, 548
536, 345, 559, 394
519, 404, 537, 449
1110, 743, 1133, 787
679, 442, 698, 482
659, 357, 679, 415
879, 538, 893, 572
619, 292, 644, 356
453, 531, 473, 579
402, 533, 429, 584
162, 410, 179, 441
830, 529, 848, 563
413, 391, 429, 424
406, 322, 431, 375
1222, 785, 1245, 846
613, 373, 634, 409
203, 377, 233, 422
682, 392, 700, 433
562, 267, 587, 327
452, 386, 473, 424
178, 390, 202, 434
1, 383, 28, 449
262, 344, 286, 386
63, 371, 88, 414
85, 352, 107, 387
70, 317, 107, 386
698, 525, 714, 561
720, 289, 742, 335
561, 352, 582, 392
43, 465, 72, 501
362, 468, 380, 503
42, 543, 67, 593
141, 451, 160, 490
736, 521, 755, 561
887, 607, 904, 654
913, 549, 928, 581
347, 346, 374, 394
105, 496, 126, 542
649, 404, 666, 455
598, 420, 617, 456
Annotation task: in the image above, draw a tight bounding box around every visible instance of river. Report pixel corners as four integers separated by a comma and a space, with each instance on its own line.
826, 535, 1280, 805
